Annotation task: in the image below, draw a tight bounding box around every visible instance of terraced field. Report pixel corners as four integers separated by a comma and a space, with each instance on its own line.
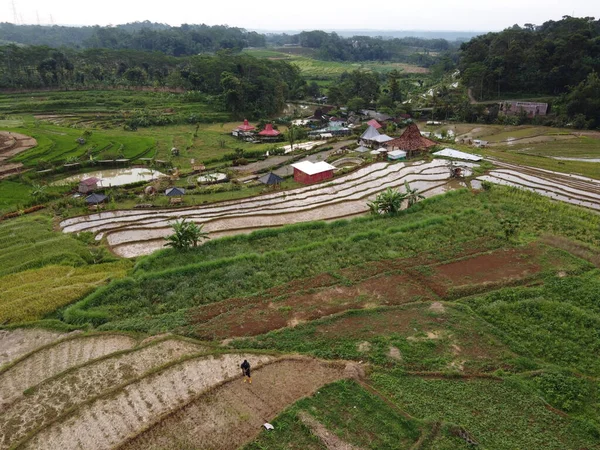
61, 160, 465, 257
477, 160, 600, 210
0, 329, 351, 450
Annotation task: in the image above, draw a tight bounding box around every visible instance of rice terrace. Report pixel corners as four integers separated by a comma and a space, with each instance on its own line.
1, 13, 600, 450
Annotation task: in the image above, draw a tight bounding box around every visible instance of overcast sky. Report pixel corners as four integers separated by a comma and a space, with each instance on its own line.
3, 0, 597, 31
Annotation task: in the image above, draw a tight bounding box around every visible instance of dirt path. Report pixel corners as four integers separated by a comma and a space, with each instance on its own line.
0, 131, 37, 179
0, 338, 205, 450
22, 353, 274, 450
0, 334, 137, 412
118, 358, 349, 450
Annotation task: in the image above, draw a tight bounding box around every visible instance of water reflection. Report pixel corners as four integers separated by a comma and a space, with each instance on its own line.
54, 168, 165, 187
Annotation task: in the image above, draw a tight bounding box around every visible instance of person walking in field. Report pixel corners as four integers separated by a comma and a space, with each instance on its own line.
241, 359, 252, 384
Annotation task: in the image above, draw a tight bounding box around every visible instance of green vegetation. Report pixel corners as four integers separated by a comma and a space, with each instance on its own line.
246, 379, 422, 450
164, 219, 209, 249
0, 214, 131, 325
61, 187, 599, 332
371, 373, 599, 449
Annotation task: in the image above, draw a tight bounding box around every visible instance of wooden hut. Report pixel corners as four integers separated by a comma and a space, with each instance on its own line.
385, 123, 437, 158
78, 177, 99, 194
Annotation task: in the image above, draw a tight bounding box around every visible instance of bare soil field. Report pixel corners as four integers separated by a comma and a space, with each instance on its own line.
0, 334, 137, 412
0, 328, 76, 368
118, 358, 349, 450
0, 338, 206, 449
22, 353, 275, 450
0, 132, 37, 179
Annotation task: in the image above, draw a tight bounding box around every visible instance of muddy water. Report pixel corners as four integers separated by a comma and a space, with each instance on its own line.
54, 168, 165, 187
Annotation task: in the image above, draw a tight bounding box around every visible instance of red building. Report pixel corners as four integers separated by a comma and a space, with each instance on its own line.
257, 123, 282, 142
291, 161, 336, 185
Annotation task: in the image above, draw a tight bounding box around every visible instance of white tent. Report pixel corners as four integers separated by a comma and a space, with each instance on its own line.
433, 148, 482, 161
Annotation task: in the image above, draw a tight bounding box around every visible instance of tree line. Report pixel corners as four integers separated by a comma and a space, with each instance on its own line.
0, 22, 266, 56
0, 46, 305, 118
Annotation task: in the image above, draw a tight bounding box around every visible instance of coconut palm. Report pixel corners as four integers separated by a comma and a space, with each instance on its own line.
368, 188, 407, 216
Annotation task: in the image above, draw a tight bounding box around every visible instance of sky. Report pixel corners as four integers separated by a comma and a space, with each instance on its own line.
2, 0, 598, 31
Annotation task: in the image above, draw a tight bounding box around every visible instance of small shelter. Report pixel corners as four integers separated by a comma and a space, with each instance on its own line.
291, 161, 336, 185
354, 145, 370, 153
386, 123, 437, 158
258, 123, 282, 142
165, 187, 185, 204
78, 177, 99, 194
433, 148, 482, 162
387, 150, 407, 161
232, 119, 257, 140
360, 125, 382, 148
371, 134, 393, 145
85, 193, 107, 205
258, 172, 284, 187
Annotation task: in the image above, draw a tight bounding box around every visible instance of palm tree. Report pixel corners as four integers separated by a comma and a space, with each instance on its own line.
368, 188, 407, 216
403, 181, 425, 207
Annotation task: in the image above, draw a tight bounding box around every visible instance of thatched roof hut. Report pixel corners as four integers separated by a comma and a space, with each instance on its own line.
386, 123, 437, 157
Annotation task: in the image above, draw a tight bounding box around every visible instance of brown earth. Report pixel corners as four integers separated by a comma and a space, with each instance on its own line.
0, 334, 137, 412
117, 358, 349, 450
191, 272, 434, 340
0, 132, 37, 179
0, 338, 206, 450
0, 328, 79, 368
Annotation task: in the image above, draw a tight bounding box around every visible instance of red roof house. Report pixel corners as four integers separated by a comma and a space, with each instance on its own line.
291, 161, 336, 185
366, 119, 382, 129
78, 177, 100, 194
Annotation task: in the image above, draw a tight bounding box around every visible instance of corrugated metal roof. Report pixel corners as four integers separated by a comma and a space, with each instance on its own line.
291, 161, 336, 175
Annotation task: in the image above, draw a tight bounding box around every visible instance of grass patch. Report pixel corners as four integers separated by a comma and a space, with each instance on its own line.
245, 379, 422, 450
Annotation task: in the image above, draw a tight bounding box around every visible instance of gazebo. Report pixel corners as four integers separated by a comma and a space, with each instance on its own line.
85, 193, 107, 207
258, 172, 284, 187
258, 123, 282, 142
386, 123, 438, 158
165, 187, 185, 204
78, 177, 100, 194
232, 119, 256, 140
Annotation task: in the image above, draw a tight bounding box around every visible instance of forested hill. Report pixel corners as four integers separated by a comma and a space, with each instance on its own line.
0, 47, 305, 117
459, 16, 600, 100
0, 22, 266, 55
0, 22, 455, 64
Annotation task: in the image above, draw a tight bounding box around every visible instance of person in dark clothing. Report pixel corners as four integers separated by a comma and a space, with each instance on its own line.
241, 359, 252, 383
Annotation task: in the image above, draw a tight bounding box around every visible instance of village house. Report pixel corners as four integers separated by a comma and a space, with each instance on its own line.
291, 160, 336, 185
257, 123, 283, 142
499, 101, 548, 117
78, 177, 99, 194
232, 119, 257, 141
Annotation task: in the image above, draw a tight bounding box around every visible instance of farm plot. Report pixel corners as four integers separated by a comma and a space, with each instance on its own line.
0, 333, 137, 411
236, 302, 512, 373
22, 352, 275, 450
0, 131, 37, 179
118, 358, 349, 450
0, 328, 75, 368
477, 161, 600, 210
60, 160, 461, 257
0, 337, 206, 449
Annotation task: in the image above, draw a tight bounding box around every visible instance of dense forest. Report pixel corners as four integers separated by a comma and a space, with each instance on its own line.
0, 22, 455, 65
459, 16, 600, 99
267, 31, 457, 65
0, 46, 305, 118
0, 22, 266, 55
